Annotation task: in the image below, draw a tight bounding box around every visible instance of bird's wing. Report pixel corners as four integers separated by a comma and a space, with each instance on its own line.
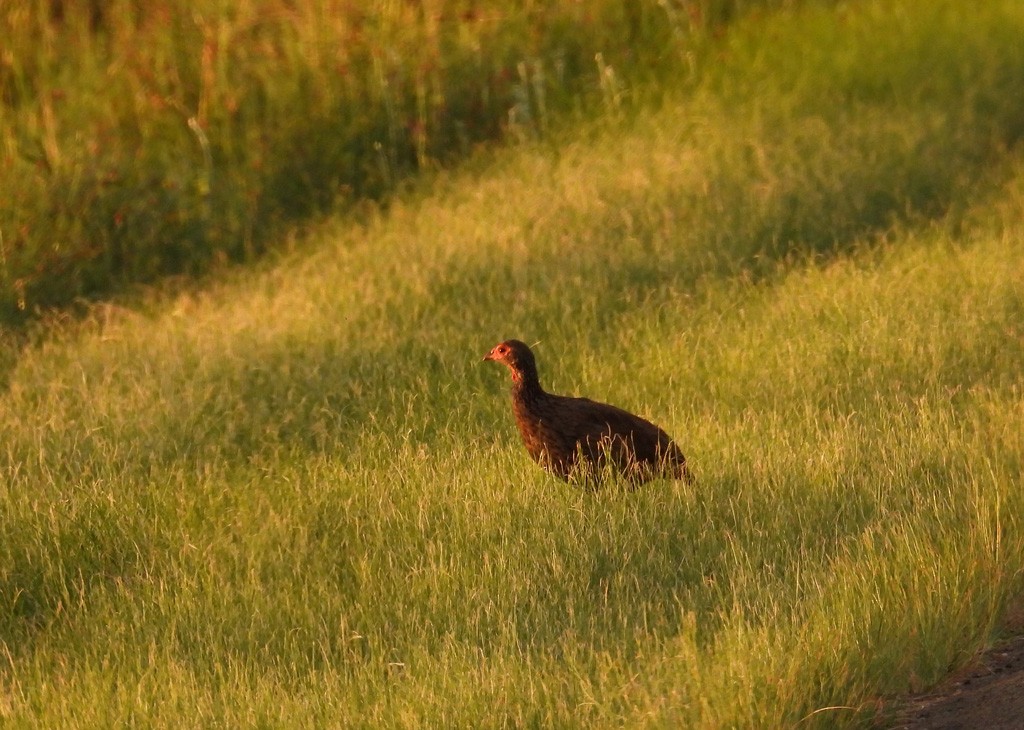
554, 396, 672, 453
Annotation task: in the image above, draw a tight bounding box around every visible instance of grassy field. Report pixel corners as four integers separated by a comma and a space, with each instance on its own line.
1, 0, 721, 320
2, 0, 1024, 727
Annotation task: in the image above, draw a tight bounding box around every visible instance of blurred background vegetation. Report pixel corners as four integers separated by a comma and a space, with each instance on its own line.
0, 0, 788, 322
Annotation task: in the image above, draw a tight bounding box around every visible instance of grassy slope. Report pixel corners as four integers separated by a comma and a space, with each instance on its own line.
0, 0, 692, 319
2, 0, 1024, 727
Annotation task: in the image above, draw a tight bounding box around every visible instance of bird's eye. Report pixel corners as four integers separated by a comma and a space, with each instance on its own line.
498, 346, 507, 354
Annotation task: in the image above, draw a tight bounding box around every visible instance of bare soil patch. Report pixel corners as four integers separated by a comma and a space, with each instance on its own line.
887, 635, 1024, 729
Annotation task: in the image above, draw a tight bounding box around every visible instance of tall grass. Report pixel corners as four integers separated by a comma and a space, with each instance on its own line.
1, 0, 1023, 726
1, 0, 751, 320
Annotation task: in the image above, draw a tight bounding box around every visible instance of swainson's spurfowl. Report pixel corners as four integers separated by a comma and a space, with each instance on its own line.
484, 339, 694, 486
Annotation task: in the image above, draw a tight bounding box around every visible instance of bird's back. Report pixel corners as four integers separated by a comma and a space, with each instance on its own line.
514, 390, 692, 484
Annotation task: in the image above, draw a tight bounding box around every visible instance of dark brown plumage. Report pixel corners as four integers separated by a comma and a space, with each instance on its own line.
484, 339, 694, 486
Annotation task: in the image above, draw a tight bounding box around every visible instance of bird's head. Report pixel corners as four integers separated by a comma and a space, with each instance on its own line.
483, 339, 539, 385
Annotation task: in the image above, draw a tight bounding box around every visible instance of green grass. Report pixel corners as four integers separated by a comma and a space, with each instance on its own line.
3, 0, 1024, 726
1, 0, 729, 321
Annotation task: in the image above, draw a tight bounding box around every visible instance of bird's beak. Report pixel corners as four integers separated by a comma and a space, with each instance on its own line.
482, 350, 495, 362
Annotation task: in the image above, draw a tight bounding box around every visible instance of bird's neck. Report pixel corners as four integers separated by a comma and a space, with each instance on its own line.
511, 370, 544, 404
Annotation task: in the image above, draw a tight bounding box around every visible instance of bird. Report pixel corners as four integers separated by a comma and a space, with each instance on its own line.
483, 339, 693, 486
